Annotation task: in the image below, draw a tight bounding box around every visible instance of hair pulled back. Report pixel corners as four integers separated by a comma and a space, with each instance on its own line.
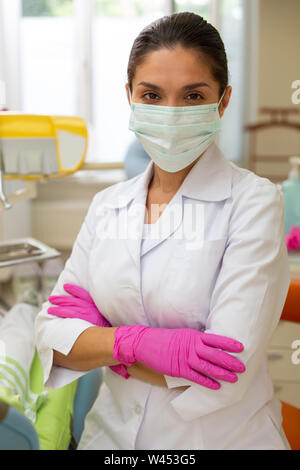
127, 12, 229, 99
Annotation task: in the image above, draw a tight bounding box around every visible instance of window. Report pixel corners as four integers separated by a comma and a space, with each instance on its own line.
1, 0, 247, 165
174, 0, 210, 19
218, 0, 245, 162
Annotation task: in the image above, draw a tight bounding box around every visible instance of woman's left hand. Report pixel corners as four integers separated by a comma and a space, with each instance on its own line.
48, 283, 130, 379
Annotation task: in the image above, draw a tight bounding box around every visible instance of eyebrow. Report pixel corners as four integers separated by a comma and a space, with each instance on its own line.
136, 81, 211, 91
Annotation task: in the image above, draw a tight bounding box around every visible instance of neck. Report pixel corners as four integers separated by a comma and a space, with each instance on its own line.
150, 156, 201, 194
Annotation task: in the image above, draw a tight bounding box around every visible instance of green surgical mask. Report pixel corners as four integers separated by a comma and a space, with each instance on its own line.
128, 90, 226, 173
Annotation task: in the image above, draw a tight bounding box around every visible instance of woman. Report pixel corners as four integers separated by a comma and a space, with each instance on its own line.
35, 12, 291, 450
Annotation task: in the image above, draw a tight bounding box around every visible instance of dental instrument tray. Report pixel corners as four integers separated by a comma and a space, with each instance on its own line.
0, 237, 61, 268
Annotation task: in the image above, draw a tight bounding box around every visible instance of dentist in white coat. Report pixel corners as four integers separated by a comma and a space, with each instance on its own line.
35, 12, 291, 450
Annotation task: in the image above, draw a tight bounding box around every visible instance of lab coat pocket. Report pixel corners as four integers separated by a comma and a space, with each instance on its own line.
164, 238, 227, 321
220, 404, 288, 450
260, 406, 289, 450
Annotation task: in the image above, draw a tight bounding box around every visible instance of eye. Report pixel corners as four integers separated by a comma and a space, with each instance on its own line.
142, 92, 160, 101
185, 93, 204, 101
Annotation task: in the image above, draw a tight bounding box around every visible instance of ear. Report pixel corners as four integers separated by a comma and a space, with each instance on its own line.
219, 86, 232, 118
125, 83, 131, 106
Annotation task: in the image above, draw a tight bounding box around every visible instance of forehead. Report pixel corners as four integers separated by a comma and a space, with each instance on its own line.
132, 45, 216, 88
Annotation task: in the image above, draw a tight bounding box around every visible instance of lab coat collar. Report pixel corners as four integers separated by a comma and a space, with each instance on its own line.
111, 142, 232, 209
106, 142, 232, 266
179, 142, 233, 202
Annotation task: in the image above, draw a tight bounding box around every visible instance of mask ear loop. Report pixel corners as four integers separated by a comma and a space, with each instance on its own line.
215, 87, 227, 146
128, 87, 133, 106
218, 87, 227, 109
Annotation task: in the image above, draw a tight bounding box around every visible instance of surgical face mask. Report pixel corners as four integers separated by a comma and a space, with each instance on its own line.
128, 89, 226, 173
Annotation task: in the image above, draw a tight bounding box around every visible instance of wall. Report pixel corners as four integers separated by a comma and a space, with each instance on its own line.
31, 170, 125, 252
258, 0, 300, 108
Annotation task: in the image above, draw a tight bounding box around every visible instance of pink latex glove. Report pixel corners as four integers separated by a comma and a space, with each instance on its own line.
48, 284, 130, 379
286, 226, 300, 251
113, 325, 246, 390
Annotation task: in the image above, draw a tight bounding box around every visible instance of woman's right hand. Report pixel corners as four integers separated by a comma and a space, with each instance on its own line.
48, 283, 111, 327
48, 284, 130, 379
113, 325, 246, 390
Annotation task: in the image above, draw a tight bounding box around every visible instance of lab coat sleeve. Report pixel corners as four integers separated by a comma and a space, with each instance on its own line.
168, 179, 291, 420
34, 192, 102, 390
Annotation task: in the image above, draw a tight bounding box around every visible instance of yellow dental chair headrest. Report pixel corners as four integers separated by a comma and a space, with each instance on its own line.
0, 113, 88, 181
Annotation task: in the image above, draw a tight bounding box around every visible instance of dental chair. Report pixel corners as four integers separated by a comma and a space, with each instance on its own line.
0, 400, 40, 450
72, 368, 103, 447
0, 367, 103, 450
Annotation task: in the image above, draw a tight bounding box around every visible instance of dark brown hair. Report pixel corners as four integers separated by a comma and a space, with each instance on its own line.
127, 12, 229, 98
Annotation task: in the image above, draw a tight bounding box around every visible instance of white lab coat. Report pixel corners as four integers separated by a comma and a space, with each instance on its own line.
35, 142, 291, 450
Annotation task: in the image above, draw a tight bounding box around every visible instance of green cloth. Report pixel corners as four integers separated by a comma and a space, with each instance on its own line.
0, 354, 48, 423
30, 351, 78, 450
